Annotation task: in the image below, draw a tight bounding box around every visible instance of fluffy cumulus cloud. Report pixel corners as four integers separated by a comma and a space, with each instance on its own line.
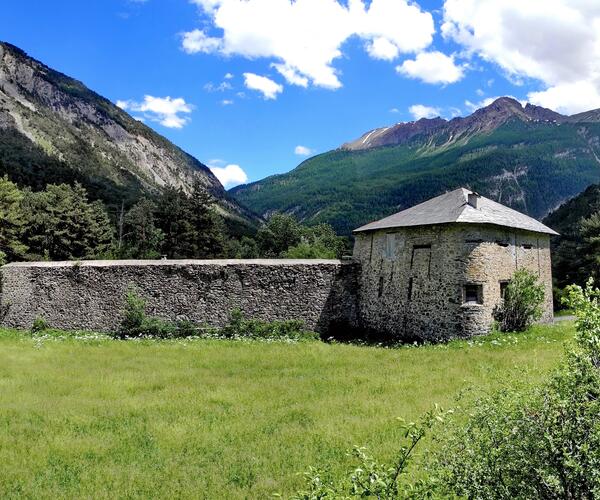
208, 163, 248, 188
243, 73, 283, 99
294, 145, 313, 156
117, 95, 193, 128
184, 0, 435, 89
442, 0, 600, 114
408, 104, 441, 120
397, 51, 464, 84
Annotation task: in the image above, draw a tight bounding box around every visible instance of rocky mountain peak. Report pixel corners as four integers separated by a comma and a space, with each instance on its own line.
341, 97, 571, 151
0, 41, 257, 226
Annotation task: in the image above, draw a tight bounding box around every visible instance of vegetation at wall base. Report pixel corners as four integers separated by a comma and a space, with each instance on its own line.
492, 269, 545, 332
116, 287, 318, 341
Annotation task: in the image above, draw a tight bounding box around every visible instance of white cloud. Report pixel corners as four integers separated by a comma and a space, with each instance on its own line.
181, 29, 222, 54
528, 82, 600, 115
243, 73, 283, 100
221, 99, 234, 105
294, 145, 314, 156
389, 107, 400, 113
224, 72, 234, 79
184, 0, 435, 89
397, 51, 464, 84
408, 104, 441, 120
442, 0, 600, 114
204, 81, 232, 92
209, 163, 248, 188
271, 63, 309, 87
117, 95, 193, 128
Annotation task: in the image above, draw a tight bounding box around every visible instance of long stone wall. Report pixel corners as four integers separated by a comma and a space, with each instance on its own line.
0, 259, 360, 334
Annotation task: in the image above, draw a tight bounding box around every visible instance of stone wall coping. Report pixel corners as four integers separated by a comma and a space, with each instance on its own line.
2, 259, 355, 268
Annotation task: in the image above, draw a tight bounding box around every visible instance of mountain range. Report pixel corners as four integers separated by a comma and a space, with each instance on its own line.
0, 41, 255, 230
232, 97, 600, 234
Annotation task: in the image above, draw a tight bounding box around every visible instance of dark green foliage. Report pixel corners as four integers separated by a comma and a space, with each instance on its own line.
256, 213, 303, 257
21, 183, 113, 260
119, 198, 164, 259
155, 184, 225, 259
30, 317, 49, 334
117, 290, 316, 341
117, 287, 185, 339
432, 280, 600, 499
225, 235, 260, 258
492, 269, 545, 332
221, 309, 318, 341
256, 213, 348, 258
544, 183, 600, 288
232, 120, 600, 235
0, 175, 27, 260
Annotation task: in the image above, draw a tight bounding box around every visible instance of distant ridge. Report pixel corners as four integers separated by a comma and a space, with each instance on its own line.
342, 97, 590, 151
232, 97, 600, 235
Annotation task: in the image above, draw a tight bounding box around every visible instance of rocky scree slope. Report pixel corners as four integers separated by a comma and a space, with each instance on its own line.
0, 41, 255, 227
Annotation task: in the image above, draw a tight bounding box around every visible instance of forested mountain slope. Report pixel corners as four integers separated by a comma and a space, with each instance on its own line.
232, 98, 600, 235
0, 41, 255, 227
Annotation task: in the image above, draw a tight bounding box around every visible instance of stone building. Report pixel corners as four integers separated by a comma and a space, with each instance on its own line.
352, 188, 558, 341
0, 188, 558, 342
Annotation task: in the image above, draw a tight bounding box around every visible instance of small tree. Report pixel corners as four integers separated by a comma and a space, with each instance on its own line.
492, 269, 545, 332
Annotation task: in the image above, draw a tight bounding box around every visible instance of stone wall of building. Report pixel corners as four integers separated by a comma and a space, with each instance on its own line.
0, 259, 360, 334
353, 223, 553, 342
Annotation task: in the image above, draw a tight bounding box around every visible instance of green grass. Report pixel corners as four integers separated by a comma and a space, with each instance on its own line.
0, 323, 574, 499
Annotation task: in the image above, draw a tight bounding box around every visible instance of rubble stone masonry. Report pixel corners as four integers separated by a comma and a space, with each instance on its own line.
0, 223, 554, 341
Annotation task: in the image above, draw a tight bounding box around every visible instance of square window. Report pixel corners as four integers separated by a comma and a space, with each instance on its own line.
464, 284, 483, 305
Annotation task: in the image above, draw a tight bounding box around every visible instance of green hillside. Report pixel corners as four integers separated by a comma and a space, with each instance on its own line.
544, 183, 600, 288
232, 116, 600, 235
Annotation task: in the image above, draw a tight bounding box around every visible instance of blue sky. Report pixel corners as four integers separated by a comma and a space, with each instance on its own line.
3, 0, 599, 188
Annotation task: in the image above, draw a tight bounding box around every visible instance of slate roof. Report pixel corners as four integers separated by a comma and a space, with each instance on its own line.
353, 188, 559, 235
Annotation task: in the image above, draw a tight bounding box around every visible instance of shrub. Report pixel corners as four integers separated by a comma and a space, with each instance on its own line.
221, 309, 317, 341
432, 279, 600, 498
492, 268, 545, 332
117, 291, 313, 341
117, 287, 194, 339
31, 316, 49, 333
291, 407, 447, 499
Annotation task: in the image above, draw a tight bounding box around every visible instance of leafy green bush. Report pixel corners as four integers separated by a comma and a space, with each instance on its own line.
493, 268, 545, 332
221, 309, 317, 341
116, 287, 195, 339
117, 290, 316, 341
31, 317, 49, 333
291, 407, 447, 499
432, 279, 600, 498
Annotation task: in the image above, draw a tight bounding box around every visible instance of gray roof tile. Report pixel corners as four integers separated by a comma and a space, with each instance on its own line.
353, 188, 559, 235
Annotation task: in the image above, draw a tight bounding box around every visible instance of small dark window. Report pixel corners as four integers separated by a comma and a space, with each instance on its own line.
522, 244, 533, 250
496, 241, 509, 247
407, 277, 413, 301
464, 284, 483, 305
378, 276, 384, 297
500, 281, 510, 299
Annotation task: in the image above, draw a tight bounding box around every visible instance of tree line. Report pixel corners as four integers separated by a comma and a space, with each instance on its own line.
0, 176, 349, 264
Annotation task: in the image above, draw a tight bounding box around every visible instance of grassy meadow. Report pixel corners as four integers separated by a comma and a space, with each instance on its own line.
0, 323, 574, 499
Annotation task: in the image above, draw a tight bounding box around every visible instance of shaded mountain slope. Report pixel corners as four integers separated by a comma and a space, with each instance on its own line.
0, 41, 256, 227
